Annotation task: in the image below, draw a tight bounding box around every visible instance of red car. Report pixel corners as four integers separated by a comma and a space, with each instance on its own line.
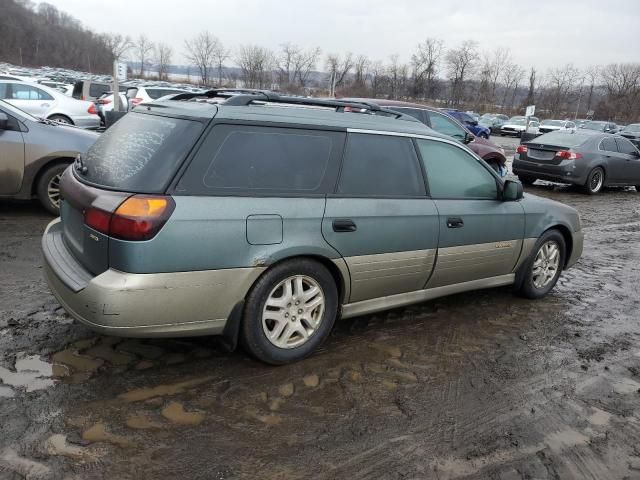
342, 98, 507, 173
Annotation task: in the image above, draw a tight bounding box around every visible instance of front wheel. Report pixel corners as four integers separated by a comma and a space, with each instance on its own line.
36, 163, 68, 215
584, 167, 605, 195
240, 259, 338, 365
517, 230, 566, 299
48, 114, 73, 125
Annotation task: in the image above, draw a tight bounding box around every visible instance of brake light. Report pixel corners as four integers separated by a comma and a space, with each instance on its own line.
88, 103, 98, 115
556, 150, 582, 160
130, 97, 144, 107
83, 195, 175, 241
516, 145, 528, 154
84, 208, 111, 234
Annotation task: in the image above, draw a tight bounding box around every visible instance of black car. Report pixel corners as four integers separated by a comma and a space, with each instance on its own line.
513, 130, 640, 194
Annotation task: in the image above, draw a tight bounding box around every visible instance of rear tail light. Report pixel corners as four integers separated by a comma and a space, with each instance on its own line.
88, 103, 98, 115
556, 150, 582, 160
83, 195, 175, 241
516, 145, 528, 154
130, 97, 144, 107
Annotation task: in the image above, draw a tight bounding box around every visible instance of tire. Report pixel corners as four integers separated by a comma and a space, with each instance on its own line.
240, 259, 338, 365
584, 167, 605, 195
48, 114, 73, 125
36, 163, 68, 215
518, 175, 537, 185
481, 132, 489, 139
517, 229, 566, 299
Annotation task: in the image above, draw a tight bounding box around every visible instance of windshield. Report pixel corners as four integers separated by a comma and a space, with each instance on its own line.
509, 118, 526, 126
0, 99, 39, 121
622, 124, 640, 132
582, 121, 607, 130
541, 120, 564, 126
529, 131, 591, 148
79, 112, 204, 192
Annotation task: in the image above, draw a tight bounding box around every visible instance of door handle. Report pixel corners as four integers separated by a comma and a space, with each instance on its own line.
332, 219, 357, 232
447, 217, 464, 228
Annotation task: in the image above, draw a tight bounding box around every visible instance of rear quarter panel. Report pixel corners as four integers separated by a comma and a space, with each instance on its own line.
109, 196, 340, 274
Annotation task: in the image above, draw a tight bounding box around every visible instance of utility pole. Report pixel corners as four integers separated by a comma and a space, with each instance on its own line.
113, 60, 120, 111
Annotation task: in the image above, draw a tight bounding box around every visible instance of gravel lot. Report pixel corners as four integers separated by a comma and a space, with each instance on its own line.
1, 179, 640, 479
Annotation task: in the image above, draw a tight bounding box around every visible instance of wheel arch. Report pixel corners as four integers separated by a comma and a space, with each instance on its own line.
221, 253, 349, 353
543, 224, 573, 269
47, 113, 74, 125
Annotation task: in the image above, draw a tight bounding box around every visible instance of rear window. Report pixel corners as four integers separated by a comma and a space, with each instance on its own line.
89, 83, 110, 98
79, 112, 203, 192
532, 131, 591, 148
72, 81, 83, 99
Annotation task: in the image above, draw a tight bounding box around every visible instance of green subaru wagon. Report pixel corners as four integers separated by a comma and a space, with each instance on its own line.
42, 92, 584, 364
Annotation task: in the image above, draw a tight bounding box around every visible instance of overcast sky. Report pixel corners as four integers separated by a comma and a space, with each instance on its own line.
43, 0, 639, 71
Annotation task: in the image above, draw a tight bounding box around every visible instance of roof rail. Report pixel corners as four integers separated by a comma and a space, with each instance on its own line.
170, 89, 409, 120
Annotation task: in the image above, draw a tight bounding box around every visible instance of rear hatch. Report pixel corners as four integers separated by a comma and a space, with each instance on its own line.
60, 111, 206, 274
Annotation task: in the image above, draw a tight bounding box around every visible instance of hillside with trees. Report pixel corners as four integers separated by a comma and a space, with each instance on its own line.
0, 0, 113, 73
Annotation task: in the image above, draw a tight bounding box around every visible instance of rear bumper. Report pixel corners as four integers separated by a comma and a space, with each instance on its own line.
42, 218, 264, 338
513, 157, 587, 185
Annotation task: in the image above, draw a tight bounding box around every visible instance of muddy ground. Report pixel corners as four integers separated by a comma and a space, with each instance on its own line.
1, 159, 640, 479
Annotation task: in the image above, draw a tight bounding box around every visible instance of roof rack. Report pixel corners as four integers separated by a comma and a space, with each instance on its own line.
170, 89, 409, 120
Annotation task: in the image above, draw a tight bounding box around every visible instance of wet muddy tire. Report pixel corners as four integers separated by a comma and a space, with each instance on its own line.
36, 163, 69, 215
584, 167, 605, 195
518, 175, 537, 185
240, 259, 338, 365
517, 230, 566, 299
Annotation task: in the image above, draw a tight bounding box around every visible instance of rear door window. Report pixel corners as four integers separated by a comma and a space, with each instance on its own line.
337, 133, 425, 197
600, 138, 618, 152
177, 125, 343, 195
417, 139, 497, 199
79, 112, 204, 192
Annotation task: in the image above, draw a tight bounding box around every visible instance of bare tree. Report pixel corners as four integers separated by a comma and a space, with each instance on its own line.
500, 62, 525, 112
353, 54, 369, 91
388, 54, 409, 100
184, 31, 221, 85
326, 52, 354, 94
293, 47, 321, 89
599, 63, 640, 120
136, 34, 154, 77
545, 64, 581, 116
278, 42, 301, 87
213, 43, 230, 85
104, 33, 133, 61
155, 43, 172, 81
411, 38, 443, 99
445, 40, 479, 105
236, 45, 274, 89
583, 65, 600, 114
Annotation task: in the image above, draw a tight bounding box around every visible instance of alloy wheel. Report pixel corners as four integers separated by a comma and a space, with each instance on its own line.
47, 173, 62, 209
262, 275, 325, 349
532, 241, 560, 289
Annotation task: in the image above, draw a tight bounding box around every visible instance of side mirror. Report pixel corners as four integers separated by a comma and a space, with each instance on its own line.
0, 112, 8, 130
502, 179, 524, 201
463, 131, 475, 144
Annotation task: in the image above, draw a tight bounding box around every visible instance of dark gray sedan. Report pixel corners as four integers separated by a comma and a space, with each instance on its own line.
513, 130, 640, 194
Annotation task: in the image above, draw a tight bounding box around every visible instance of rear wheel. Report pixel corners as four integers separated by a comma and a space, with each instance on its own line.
36, 163, 68, 215
517, 229, 566, 299
48, 114, 73, 125
240, 259, 338, 365
584, 167, 604, 195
